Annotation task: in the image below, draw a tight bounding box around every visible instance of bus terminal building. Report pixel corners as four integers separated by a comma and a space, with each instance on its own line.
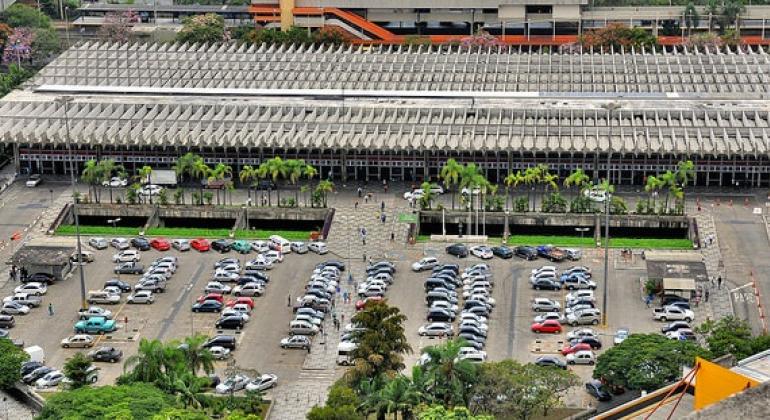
2, 41, 770, 187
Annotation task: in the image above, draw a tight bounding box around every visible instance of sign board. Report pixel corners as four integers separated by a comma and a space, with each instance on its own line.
398, 213, 418, 224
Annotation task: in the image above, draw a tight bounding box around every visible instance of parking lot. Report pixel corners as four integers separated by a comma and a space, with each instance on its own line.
1, 238, 332, 391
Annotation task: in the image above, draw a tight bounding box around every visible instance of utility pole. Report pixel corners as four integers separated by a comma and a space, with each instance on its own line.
601, 102, 621, 326
59, 96, 88, 311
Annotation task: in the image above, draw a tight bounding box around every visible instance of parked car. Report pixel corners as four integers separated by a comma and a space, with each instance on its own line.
205, 281, 232, 295
215, 315, 245, 330
232, 283, 264, 297
308, 242, 329, 254
470, 245, 493, 259
571, 336, 603, 350
36, 370, 65, 388
191, 238, 211, 252
585, 380, 612, 401
127, 290, 155, 304
661, 321, 691, 334
23, 367, 53, 384
245, 374, 278, 392
614, 328, 630, 345
212, 239, 232, 253
1, 302, 30, 315
71, 250, 95, 263
88, 237, 108, 250
87, 346, 123, 363
412, 257, 439, 272
215, 374, 251, 394
102, 176, 128, 187
652, 306, 694, 322
531, 319, 562, 334
112, 250, 141, 263
566, 350, 596, 365
150, 238, 171, 251
208, 346, 231, 360
290, 242, 308, 254
491, 246, 513, 259
78, 306, 114, 320
61, 334, 96, 348
418, 322, 454, 337
14, 282, 47, 296
114, 262, 144, 275
281, 335, 311, 350
566, 308, 602, 326
514, 246, 538, 260
232, 240, 252, 254
535, 355, 567, 369
131, 237, 151, 251
22, 272, 55, 285
532, 278, 561, 291
192, 300, 223, 313
25, 174, 42, 187
561, 342, 592, 356
204, 335, 237, 350
74, 316, 117, 334
531, 298, 561, 312
0, 315, 15, 329
172, 239, 190, 251
446, 243, 469, 258
110, 238, 130, 250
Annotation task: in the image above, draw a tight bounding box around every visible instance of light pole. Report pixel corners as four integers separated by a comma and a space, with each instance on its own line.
107, 218, 121, 232
575, 227, 589, 239
601, 102, 621, 326
64, 7, 71, 48
58, 96, 88, 311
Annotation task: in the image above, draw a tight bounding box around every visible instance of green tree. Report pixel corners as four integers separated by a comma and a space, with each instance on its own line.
695, 316, 770, 360
380, 375, 422, 420
440, 158, 463, 210
721, 0, 745, 33
417, 339, 478, 407
307, 405, 364, 420
315, 179, 334, 208
122, 338, 183, 389
176, 13, 227, 44
326, 382, 360, 408
172, 152, 200, 185
303, 164, 318, 207
208, 162, 232, 205
0, 338, 29, 389
152, 408, 209, 420
286, 159, 306, 204
563, 168, 589, 195
417, 405, 493, 420
504, 170, 525, 212
264, 157, 288, 205
3, 4, 52, 29
38, 383, 175, 419
346, 301, 411, 386
191, 158, 210, 205
177, 334, 215, 376
171, 372, 207, 410
675, 160, 695, 206
658, 171, 677, 212
0, 64, 32, 98
706, 0, 720, 32
419, 181, 437, 210
173, 189, 184, 205
62, 352, 94, 389
594, 333, 710, 391
81, 159, 106, 203
645, 175, 665, 214
684, 2, 700, 36
31, 27, 60, 63
138, 165, 154, 204
239, 164, 258, 205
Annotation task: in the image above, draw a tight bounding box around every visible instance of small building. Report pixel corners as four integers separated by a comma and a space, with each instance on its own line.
662, 277, 698, 300
10, 245, 75, 281
646, 251, 708, 284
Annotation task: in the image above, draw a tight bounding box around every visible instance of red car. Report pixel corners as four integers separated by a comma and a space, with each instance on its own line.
150, 238, 171, 251
561, 342, 592, 356
531, 319, 563, 334
196, 293, 224, 304
191, 238, 210, 252
355, 296, 383, 311
226, 296, 255, 309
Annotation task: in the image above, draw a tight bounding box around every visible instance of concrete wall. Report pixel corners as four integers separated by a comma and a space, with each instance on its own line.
420, 210, 690, 230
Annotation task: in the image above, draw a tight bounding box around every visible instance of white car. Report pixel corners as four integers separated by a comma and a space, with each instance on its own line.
456, 347, 487, 362
25, 174, 42, 187
294, 314, 322, 326
531, 298, 561, 312
208, 346, 231, 360
534, 312, 565, 324
460, 319, 489, 333
36, 370, 65, 388
614, 328, 630, 345
138, 184, 163, 196
232, 283, 265, 297
467, 294, 496, 307
566, 290, 595, 304
213, 271, 240, 282
584, 186, 607, 203
403, 189, 425, 200
1, 302, 30, 315
205, 282, 232, 294
222, 308, 250, 322
14, 282, 47, 296
61, 334, 96, 348
102, 286, 123, 296
112, 250, 140, 263
308, 242, 329, 254
566, 350, 596, 365
431, 300, 459, 314
250, 241, 270, 253
102, 177, 128, 187
264, 250, 284, 263
567, 327, 598, 341
231, 303, 252, 315
412, 257, 439, 272
470, 246, 493, 259
78, 306, 113, 320
246, 259, 273, 271
245, 373, 278, 392
110, 238, 130, 250
418, 322, 454, 337
127, 290, 154, 304
532, 265, 557, 275
459, 312, 487, 325
172, 239, 190, 251
215, 374, 251, 394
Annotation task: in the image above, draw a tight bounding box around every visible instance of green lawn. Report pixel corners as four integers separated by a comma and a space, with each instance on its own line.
417, 233, 692, 249
56, 225, 312, 241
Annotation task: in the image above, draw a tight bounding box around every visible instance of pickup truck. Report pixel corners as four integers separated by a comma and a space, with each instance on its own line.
74, 316, 117, 334
652, 305, 694, 322
3, 293, 43, 308
536, 246, 567, 262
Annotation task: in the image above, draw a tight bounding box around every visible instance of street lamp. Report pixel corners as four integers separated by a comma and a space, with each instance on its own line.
600, 102, 621, 326
58, 95, 88, 311
575, 227, 589, 239
107, 218, 121, 232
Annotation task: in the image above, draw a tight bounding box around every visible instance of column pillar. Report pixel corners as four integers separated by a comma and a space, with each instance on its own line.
279, 0, 295, 31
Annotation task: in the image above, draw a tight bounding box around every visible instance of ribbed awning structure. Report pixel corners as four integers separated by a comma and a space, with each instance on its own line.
2, 41, 769, 158
33, 41, 770, 96
1, 100, 768, 157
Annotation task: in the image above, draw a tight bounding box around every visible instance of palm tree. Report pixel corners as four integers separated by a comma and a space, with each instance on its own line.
503, 170, 524, 211
659, 170, 677, 211
706, 0, 720, 32
315, 179, 334, 208
239, 165, 258, 205
563, 169, 589, 195
178, 334, 214, 375
440, 158, 463, 210
173, 372, 206, 409
173, 152, 199, 185
99, 159, 124, 204
256, 162, 270, 206
420, 339, 479, 407
264, 157, 288, 205
123, 338, 173, 384
419, 181, 436, 209
459, 163, 486, 211
380, 376, 421, 420
285, 159, 305, 205
684, 2, 700, 36
645, 175, 664, 213
523, 166, 540, 211
358, 378, 388, 420
207, 163, 232, 205
303, 164, 318, 207
191, 158, 210, 205
676, 160, 695, 206
138, 165, 153, 204
81, 159, 104, 203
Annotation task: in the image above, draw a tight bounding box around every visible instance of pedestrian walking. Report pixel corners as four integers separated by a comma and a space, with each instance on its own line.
287, 294, 291, 307
357, 187, 363, 198
336, 285, 341, 294
718, 276, 722, 289
381, 201, 385, 212
354, 201, 359, 209
307, 345, 311, 354
334, 319, 340, 331
381, 213, 387, 224
48, 303, 54, 316
364, 194, 369, 204
9, 265, 16, 281
341, 313, 345, 323
705, 289, 710, 302
363, 252, 367, 262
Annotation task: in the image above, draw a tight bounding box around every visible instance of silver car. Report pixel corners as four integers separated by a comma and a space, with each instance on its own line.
110, 238, 130, 250
127, 290, 155, 304
172, 239, 190, 251
89, 237, 108, 250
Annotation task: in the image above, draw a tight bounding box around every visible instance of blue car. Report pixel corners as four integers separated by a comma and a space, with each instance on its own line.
560, 273, 588, 285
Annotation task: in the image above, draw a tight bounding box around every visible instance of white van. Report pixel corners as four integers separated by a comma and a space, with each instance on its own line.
24, 345, 45, 363
269, 235, 292, 254
336, 342, 357, 366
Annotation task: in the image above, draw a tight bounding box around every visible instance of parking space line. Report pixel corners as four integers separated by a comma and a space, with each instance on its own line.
157, 261, 206, 340
507, 267, 518, 358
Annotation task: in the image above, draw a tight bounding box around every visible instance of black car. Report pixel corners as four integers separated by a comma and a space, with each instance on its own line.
215, 315, 245, 330
535, 356, 567, 369
432, 264, 460, 274
114, 262, 144, 275
131, 237, 151, 251
446, 243, 469, 258
318, 260, 346, 271
23, 272, 55, 284
459, 325, 486, 338
0, 315, 15, 329
88, 346, 123, 363
585, 380, 612, 402
514, 246, 538, 260
104, 279, 132, 293
491, 246, 513, 259
661, 294, 688, 306
367, 262, 395, 272
204, 335, 237, 350
463, 300, 489, 311
192, 300, 223, 313
241, 272, 270, 282
211, 239, 232, 253
237, 275, 267, 286
661, 320, 691, 334
427, 308, 454, 322
571, 336, 602, 349
532, 278, 561, 290
20, 361, 43, 377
